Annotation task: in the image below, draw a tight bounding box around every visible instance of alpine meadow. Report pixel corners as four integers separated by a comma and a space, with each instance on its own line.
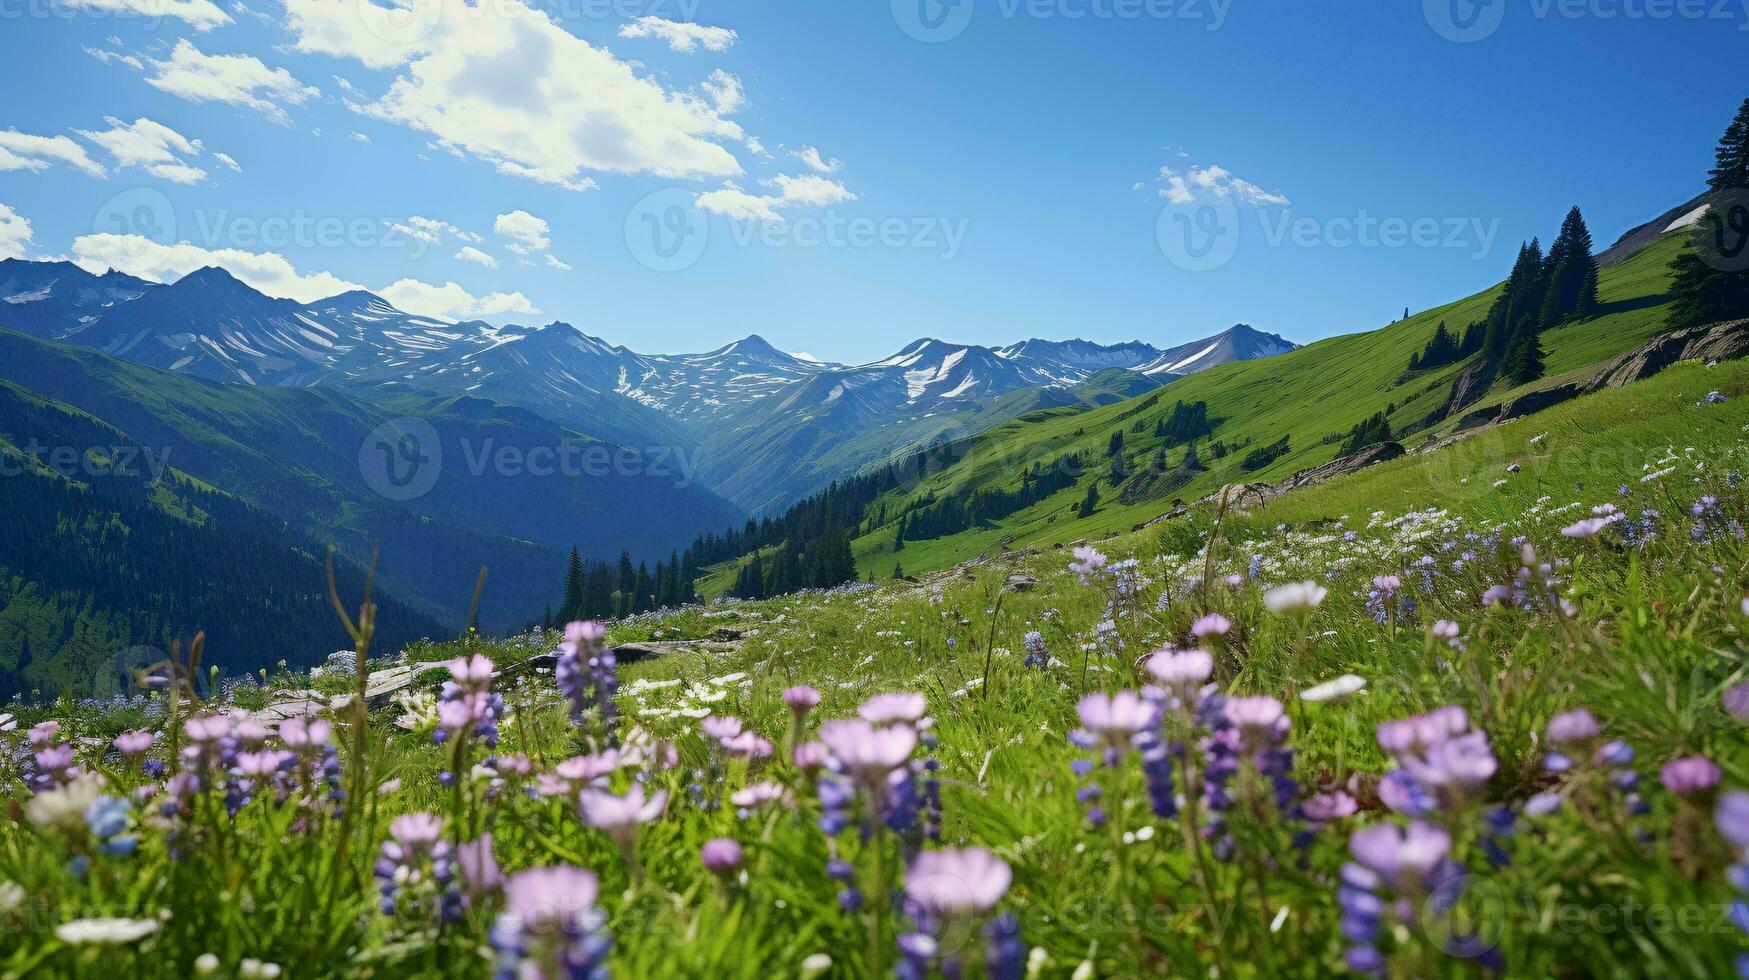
4, 4, 1749, 979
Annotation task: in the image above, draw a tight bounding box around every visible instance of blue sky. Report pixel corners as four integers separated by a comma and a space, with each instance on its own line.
0, 0, 1743, 364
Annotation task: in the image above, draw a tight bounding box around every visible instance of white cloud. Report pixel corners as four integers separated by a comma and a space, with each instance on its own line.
745, 136, 769, 157
379, 278, 538, 320
214, 152, 241, 172
0, 130, 108, 178
696, 173, 857, 220
68, 233, 537, 320
617, 15, 738, 53
70, 234, 364, 303
84, 46, 145, 70
1156, 163, 1290, 207
0, 203, 34, 260
77, 116, 215, 185
287, 0, 745, 188
544, 253, 572, 271
350, 131, 371, 143
493, 209, 549, 253
146, 39, 320, 126
790, 145, 842, 174
455, 246, 497, 267
61, 0, 231, 31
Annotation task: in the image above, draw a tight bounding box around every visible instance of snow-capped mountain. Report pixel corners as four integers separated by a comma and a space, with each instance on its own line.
0, 259, 155, 340
0, 259, 1300, 513
994, 337, 1166, 385
1138, 324, 1297, 377
59, 266, 514, 387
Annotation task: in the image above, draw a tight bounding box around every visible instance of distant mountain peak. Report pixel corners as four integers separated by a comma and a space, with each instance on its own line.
176, 265, 249, 290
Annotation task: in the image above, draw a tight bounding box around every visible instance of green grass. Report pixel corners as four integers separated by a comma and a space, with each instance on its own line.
6, 357, 1747, 978
768, 231, 1692, 587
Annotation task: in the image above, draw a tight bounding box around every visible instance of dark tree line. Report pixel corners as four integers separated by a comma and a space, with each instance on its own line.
1340, 411, 1394, 454
1241, 435, 1292, 472
1407, 320, 1484, 372
893, 450, 1088, 544
1153, 400, 1215, 446
550, 545, 700, 623
728, 525, 857, 600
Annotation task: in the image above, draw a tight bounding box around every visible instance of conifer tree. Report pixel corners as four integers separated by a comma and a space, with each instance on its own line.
1078, 481, 1100, 518
1537, 206, 1599, 327
1668, 98, 1749, 330
561, 547, 585, 622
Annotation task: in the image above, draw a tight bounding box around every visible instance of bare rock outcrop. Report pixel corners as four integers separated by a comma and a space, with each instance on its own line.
1583, 319, 1749, 393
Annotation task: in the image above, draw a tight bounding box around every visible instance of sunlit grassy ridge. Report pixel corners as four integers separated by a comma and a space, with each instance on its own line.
773, 233, 1689, 587
3, 357, 1745, 978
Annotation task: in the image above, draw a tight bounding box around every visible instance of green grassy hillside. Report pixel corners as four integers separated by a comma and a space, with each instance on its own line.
790, 231, 1689, 586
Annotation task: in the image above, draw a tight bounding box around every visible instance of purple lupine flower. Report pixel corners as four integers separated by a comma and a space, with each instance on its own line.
1143, 649, 1213, 703
1076, 691, 1157, 755
456, 834, 503, 899
700, 838, 743, 875
113, 730, 153, 756
433, 655, 501, 750
1547, 709, 1600, 745
904, 847, 1012, 917
1660, 756, 1722, 797
579, 785, 667, 855
1724, 683, 1749, 721
783, 685, 821, 717
819, 719, 917, 786
376, 813, 458, 923
1191, 614, 1231, 639
490, 867, 611, 979
1022, 631, 1048, 669
555, 620, 617, 737
1718, 790, 1749, 850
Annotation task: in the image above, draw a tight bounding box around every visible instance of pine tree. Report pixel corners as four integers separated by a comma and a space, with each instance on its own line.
893, 563, 904, 579
1537, 206, 1599, 327
1668, 98, 1749, 330
1504, 321, 1546, 385
893, 522, 904, 552
560, 547, 584, 622
616, 550, 635, 597
1107, 430, 1124, 457
1078, 481, 1100, 518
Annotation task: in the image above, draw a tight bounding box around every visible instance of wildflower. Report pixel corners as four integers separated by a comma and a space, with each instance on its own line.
1191, 613, 1231, 639
1068, 545, 1107, 584
1263, 580, 1327, 616
54, 917, 161, 944
793, 740, 829, 772
1480, 584, 1513, 607
1705, 390, 1728, 404
113, 730, 153, 755
1726, 683, 1749, 721
556, 620, 618, 737
1431, 619, 1465, 651
729, 780, 788, 815
1660, 756, 1722, 797
375, 812, 458, 923
1339, 821, 1468, 972
1022, 631, 1048, 669
491, 867, 611, 980
1301, 675, 1367, 704
1546, 709, 1600, 745
1562, 514, 1620, 538
1304, 790, 1359, 825
239, 961, 282, 980
859, 692, 927, 725
456, 835, 504, 898
579, 784, 668, 855
1074, 691, 1157, 757
783, 685, 821, 717
819, 720, 917, 785
1143, 648, 1213, 702
1718, 790, 1749, 850
900, 848, 1023, 979
701, 838, 743, 875
84, 796, 138, 856
25, 774, 103, 831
